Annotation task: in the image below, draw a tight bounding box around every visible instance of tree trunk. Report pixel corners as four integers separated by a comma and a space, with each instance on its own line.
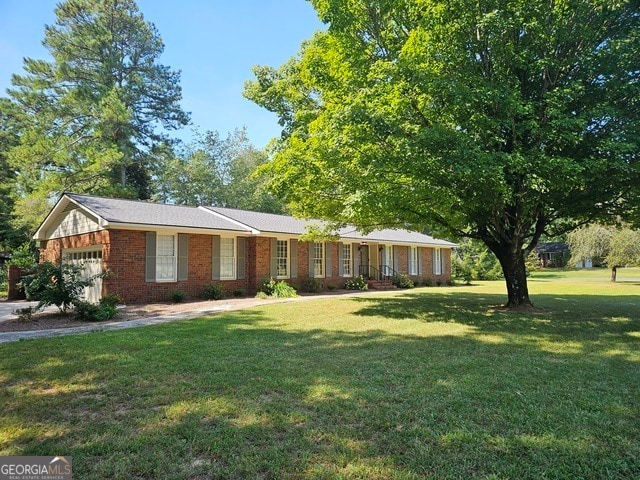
120, 164, 127, 188
611, 266, 617, 282
494, 246, 533, 308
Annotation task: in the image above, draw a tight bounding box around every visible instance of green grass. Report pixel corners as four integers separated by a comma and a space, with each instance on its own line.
1, 270, 639, 479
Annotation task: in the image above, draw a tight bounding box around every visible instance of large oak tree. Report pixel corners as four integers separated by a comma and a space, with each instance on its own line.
246, 0, 640, 307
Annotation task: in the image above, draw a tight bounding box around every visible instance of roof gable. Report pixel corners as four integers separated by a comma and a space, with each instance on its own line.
35, 194, 253, 240
46, 206, 101, 239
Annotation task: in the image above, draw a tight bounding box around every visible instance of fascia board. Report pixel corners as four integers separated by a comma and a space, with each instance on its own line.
103, 221, 254, 236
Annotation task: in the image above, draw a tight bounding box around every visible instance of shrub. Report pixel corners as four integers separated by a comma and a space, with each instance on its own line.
101, 292, 122, 307
327, 284, 337, 291
13, 306, 36, 322
436, 279, 443, 287
22, 262, 101, 313
344, 275, 368, 291
525, 250, 542, 273
0, 267, 7, 294
203, 283, 225, 300
392, 273, 414, 289
259, 277, 277, 296
299, 276, 322, 293
422, 277, 434, 287
256, 278, 297, 298
447, 278, 456, 286
170, 290, 187, 303
7, 243, 38, 270
453, 239, 503, 282
255, 291, 269, 299
272, 281, 297, 298
232, 288, 245, 298
74, 300, 118, 322
1, 243, 38, 295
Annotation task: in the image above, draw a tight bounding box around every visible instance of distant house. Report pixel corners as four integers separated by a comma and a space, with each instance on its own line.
34, 194, 457, 303
535, 242, 571, 268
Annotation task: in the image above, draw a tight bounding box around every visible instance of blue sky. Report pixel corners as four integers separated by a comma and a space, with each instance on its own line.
0, 0, 323, 147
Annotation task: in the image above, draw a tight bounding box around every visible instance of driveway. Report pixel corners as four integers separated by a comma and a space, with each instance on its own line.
0, 301, 40, 322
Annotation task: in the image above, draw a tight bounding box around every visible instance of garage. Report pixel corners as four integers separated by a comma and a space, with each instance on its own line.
62, 247, 104, 303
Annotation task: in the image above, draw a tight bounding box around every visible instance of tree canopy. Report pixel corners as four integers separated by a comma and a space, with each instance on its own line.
4, 0, 189, 214
152, 129, 286, 213
568, 224, 640, 281
246, 0, 640, 307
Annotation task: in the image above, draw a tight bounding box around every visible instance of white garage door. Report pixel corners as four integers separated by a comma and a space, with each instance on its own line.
62, 248, 103, 303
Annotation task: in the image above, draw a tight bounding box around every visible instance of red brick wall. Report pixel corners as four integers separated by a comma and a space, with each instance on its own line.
297, 241, 309, 279
41, 229, 251, 304
417, 247, 451, 283
289, 241, 344, 290
106, 230, 251, 303
40, 231, 111, 266
247, 236, 272, 293
40, 229, 453, 301
397, 245, 408, 274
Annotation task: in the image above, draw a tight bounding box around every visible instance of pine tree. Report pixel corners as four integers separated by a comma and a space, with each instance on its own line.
6, 0, 189, 212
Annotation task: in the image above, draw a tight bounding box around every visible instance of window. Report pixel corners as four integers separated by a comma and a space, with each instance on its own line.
276, 240, 289, 278
157, 234, 176, 281
313, 242, 324, 277
63, 249, 102, 262
220, 237, 235, 279
409, 246, 418, 275
342, 243, 352, 277
433, 248, 442, 275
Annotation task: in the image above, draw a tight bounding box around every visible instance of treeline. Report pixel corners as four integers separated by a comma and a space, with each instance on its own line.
0, 0, 282, 253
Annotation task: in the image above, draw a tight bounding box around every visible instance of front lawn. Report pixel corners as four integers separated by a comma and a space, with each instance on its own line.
1, 272, 638, 478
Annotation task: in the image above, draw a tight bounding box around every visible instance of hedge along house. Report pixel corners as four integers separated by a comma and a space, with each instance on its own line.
35, 194, 457, 304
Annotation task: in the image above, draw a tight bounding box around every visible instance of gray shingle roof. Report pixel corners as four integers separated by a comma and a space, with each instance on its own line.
204, 206, 321, 235
338, 227, 457, 247
207, 206, 456, 247
65, 194, 455, 247
68, 194, 252, 233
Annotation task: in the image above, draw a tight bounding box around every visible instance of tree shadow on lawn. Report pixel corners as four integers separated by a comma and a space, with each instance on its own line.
351, 290, 640, 350
0, 307, 639, 479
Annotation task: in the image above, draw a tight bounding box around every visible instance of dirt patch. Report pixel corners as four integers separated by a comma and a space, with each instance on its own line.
0, 300, 228, 333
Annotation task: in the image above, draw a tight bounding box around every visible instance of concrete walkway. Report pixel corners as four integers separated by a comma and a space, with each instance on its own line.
0, 290, 392, 344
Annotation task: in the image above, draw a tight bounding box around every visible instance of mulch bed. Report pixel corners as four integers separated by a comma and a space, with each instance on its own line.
0, 300, 223, 333
0, 310, 136, 332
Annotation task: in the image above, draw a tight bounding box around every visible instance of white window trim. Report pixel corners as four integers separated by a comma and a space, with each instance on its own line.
156, 233, 178, 283
409, 246, 418, 276
342, 243, 353, 277
433, 248, 442, 276
276, 239, 290, 279
313, 242, 325, 278
219, 236, 237, 280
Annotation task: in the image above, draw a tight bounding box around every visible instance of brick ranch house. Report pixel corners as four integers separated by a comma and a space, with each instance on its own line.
34, 194, 457, 304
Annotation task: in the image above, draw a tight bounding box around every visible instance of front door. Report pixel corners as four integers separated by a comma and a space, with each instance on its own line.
381, 245, 393, 277
359, 244, 369, 277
